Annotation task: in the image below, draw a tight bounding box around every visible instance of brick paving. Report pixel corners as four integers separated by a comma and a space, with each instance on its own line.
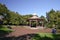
6, 26, 52, 37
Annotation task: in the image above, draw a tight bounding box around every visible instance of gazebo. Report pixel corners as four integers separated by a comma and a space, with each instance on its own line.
28, 14, 44, 27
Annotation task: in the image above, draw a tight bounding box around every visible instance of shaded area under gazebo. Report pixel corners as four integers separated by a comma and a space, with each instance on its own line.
28, 14, 44, 27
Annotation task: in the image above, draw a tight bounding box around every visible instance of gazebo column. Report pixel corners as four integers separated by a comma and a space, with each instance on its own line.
36, 20, 38, 27
40, 21, 43, 27
42, 21, 43, 27
29, 20, 31, 27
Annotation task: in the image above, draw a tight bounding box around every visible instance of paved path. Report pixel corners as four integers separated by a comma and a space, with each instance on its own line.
6, 26, 52, 37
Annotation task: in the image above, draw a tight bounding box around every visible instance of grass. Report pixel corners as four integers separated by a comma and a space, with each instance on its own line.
38, 33, 53, 38
0, 25, 12, 34
32, 33, 60, 40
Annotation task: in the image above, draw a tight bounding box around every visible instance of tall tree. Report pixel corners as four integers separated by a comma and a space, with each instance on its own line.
46, 9, 60, 28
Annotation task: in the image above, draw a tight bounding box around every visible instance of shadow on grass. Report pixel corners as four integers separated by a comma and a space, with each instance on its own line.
52, 34, 60, 40
32, 34, 53, 40
0, 33, 60, 40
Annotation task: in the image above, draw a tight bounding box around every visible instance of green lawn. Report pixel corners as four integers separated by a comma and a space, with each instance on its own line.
32, 33, 60, 40
0, 25, 12, 34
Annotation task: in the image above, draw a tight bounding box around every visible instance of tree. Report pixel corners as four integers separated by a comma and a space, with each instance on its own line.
46, 9, 60, 29
40, 16, 47, 27
0, 3, 12, 34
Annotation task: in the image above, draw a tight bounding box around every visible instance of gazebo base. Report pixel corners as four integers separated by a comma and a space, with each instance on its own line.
23, 26, 44, 29
29, 26, 44, 29
30, 27, 39, 29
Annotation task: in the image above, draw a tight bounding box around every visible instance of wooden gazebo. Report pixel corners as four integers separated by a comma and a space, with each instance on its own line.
28, 14, 43, 27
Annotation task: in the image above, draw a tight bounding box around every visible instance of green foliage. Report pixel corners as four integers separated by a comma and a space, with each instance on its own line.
0, 3, 60, 29
32, 33, 60, 40
40, 16, 47, 26
0, 3, 32, 25
0, 3, 8, 14
0, 25, 12, 34
46, 9, 60, 29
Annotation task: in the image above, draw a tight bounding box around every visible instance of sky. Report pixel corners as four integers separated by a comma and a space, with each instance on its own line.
0, 0, 60, 17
